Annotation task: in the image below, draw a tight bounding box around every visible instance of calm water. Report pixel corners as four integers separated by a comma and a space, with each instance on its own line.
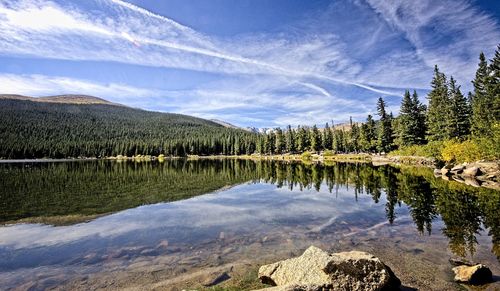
0, 159, 499, 290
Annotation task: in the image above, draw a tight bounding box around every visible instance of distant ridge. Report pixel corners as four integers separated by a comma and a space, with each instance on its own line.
210, 119, 246, 129
0, 94, 121, 106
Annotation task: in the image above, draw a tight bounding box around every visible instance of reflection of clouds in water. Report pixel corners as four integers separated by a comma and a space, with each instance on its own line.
0, 182, 396, 250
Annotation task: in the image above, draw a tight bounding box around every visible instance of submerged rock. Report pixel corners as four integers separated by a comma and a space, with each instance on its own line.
452, 264, 492, 285
258, 246, 400, 291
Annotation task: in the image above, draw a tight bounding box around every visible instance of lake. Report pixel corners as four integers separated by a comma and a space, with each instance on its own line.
0, 159, 499, 290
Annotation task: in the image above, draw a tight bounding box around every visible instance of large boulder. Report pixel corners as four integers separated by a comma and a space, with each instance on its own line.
258, 246, 400, 291
452, 264, 492, 285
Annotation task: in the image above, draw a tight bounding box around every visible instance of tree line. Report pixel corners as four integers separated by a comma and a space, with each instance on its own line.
0, 99, 259, 158
257, 45, 499, 156
0, 46, 498, 159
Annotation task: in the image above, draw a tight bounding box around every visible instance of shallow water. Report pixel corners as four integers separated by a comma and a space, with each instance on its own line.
0, 159, 499, 289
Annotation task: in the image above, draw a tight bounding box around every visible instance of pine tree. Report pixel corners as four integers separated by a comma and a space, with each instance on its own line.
365, 114, 376, 151
310, 125, 321, 152
412, 90, 427, 144
376, 97, 394, 152
296, 126, 308, 152
397, 90, 417, 146
322, 123, 332, 150
426, 65, 451, 141
448, 76, 471, 139
285, 125, 295, 153
471, 52, 492, 136
489, 45, 500, 125
349, 117, 360, 152
332, 129, 344, 153
275, 128, 284, 154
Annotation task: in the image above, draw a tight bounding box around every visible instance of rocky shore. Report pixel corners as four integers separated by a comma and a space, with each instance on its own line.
256, 246, 493, 291
433, 161, 500, 190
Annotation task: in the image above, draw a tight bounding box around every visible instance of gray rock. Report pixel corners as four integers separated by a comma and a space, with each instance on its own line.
450, 165, 465, 174
475, 162, 499, 173
440, 167, 450, 176
259, 285, 325, 291
464, 177, 481, 187
452, 264, 492, 285
463, 166, 481, 177
258, 246, 400, 291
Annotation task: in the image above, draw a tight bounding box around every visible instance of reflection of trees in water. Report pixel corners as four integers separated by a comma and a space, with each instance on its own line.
1, 159, 499, 261
437, 188, 481, 259
396, 173, 435, 235
255, 161, 499, 261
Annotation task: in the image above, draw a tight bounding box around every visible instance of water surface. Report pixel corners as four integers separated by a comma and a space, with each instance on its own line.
0, 160, 498, 289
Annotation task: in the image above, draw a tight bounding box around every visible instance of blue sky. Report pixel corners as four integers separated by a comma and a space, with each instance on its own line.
0, 0, 499, 127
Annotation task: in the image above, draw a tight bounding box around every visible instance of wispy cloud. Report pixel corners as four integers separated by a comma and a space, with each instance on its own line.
0, 0, 498, 126
364, 0, 500, 87
0, 73, 158, 101
0, 0, 399, 92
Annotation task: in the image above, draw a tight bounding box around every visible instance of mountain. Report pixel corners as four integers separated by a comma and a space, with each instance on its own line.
0, 94, 119, 105
210, 119, 241, 129
0, 95, 257, 159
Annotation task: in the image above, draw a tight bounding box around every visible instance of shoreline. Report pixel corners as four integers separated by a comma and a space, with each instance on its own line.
1, 154, 497, 190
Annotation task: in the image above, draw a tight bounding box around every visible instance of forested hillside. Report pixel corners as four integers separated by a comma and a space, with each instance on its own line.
0, 98, 257, 158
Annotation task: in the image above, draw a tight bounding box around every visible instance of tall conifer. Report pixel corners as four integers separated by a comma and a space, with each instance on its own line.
426, 65, 450, 141
471, 52, 492, 136
376, 97, 394, 152
448, 76, 471, 139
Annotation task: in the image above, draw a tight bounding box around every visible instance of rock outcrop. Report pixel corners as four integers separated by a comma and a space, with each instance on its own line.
435, 162, 499, 190
452, 264, 493, 285
258, 246, 400, 291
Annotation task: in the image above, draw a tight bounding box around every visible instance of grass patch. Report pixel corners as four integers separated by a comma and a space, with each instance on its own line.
204, 267, 266, 291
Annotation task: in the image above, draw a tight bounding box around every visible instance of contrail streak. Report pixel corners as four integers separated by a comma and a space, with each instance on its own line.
109, 0, 400, 96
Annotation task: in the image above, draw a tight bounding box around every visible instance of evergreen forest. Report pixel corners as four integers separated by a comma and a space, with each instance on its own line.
0, 45, 498, 160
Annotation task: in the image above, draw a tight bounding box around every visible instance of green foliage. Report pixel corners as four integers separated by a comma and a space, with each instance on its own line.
0, 159, 259, 223
392, 132, 499, 163
285, 125, 295, 153
448, 77, 471, 139
359, 114, 377, 152
441, 140, 482, 163
471, 52, 493, 137
0, 99, 258, 158
376, 97, 394, 152
274, 128, 284, 154
309, 125, 321, 152
390, 141, 445, 160
396, 90, 427, 146
322, 123, 333, 151
427, 65, 451, 141
301, 151, 312, 160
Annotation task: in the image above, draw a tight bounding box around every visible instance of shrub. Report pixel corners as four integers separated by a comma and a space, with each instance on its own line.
390, 141, 444, 160
441, 139, 482, 163
301, 151, 312, 160
322, 150, 334, 157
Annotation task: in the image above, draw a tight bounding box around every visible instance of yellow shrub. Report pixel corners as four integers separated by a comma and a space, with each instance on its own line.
441, 139, 482, 163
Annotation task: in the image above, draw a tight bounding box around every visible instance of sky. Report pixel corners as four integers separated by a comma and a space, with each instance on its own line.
0, 0, 499, 127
